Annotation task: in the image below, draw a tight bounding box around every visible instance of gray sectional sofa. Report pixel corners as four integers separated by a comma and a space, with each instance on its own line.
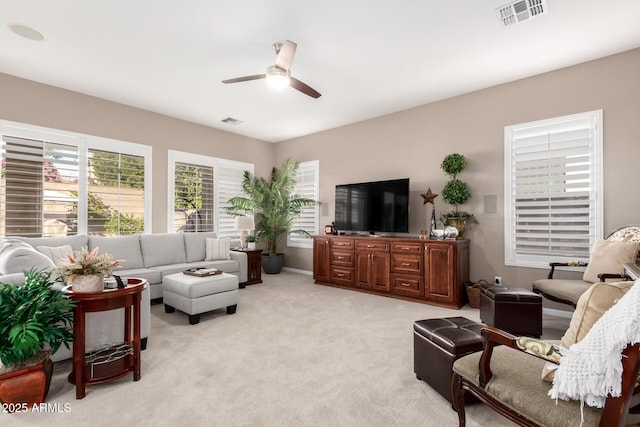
0, 232, 247, 362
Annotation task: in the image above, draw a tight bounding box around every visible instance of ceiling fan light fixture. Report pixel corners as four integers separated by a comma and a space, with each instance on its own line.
266, 65, 290, 90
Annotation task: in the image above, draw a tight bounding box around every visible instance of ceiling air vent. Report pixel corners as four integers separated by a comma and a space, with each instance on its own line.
497, 0, 547, 27
221, 117, 242, 125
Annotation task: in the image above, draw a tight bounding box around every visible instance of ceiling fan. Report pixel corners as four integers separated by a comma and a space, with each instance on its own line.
222, 40, 321, 99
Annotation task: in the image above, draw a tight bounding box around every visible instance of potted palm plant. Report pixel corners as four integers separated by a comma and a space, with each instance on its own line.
226, 158, 316, 274
440, 153, 477, 237
0, 269, 75, 411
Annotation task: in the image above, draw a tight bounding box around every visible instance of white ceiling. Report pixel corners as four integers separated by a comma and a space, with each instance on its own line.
2, 1, 640, 142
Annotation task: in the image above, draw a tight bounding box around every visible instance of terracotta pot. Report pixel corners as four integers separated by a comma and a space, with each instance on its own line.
0, 356, 53, 411
71, 274, 103, 293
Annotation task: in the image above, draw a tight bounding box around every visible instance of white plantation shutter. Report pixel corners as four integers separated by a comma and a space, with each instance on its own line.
1, 120, 152, 237
88, 149, 147, 235
1, 134, 79, 237
288, 160, 319, 248
504, 110, 603, 268
167, 150, 253, 244
172, 162, 215, 232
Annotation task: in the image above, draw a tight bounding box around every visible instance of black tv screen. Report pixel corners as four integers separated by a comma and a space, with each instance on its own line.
334, 178, 409, 233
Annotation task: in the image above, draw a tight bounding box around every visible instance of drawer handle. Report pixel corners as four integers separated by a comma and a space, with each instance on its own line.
337, 243, 344, 246
402, 247, 410, 250
367, 244, 374, 248
401, 262, 410, 266
400, 282, 411, 287
337, 256, 345, 260
337, 273, 344, 277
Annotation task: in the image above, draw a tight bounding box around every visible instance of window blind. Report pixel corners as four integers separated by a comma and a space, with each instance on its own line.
172, 162, 215, 233
88, 149, 146, 235
288, 160, 319, 248
505, 111, 603, 267
216, 164, 246, 239
1, 135, 79, 237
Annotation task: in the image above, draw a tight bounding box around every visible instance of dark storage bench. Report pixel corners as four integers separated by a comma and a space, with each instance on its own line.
479, 286, 542, 337
413, 317, 485, 404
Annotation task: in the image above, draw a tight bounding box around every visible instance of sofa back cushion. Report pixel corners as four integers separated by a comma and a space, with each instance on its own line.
88, 235, 144, 269
36, 245, 74, 267
15, 234, 88, 253
140, 233, 187, 267
184, 231, 217, 262
0, 239, 55, 275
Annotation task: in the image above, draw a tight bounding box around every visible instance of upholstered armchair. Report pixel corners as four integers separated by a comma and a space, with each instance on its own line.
532, 226, 640, 307
452, 279, 640, 427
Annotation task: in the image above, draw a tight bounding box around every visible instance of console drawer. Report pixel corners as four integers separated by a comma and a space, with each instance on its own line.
391, 254, 422, 274
391, 241, 423, 254
391, 274, 424, 297
331, 250, 354, 267
331, 239, 354, 250
355, 240, 390, 252
331, 268, 354, 286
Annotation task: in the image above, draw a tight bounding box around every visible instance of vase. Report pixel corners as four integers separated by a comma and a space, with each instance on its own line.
445, 217, 466, 238
70, 274, 104, 293
248, 242, 256, 250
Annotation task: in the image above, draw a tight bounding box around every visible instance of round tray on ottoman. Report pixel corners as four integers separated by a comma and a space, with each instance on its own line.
162, 272, 239, 325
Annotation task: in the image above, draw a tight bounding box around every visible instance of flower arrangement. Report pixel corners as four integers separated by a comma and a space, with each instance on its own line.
56, 247, 123, 284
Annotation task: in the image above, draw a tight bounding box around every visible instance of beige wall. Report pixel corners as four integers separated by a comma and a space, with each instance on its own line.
275, 48, 640, 304
3, 48, 640, 308
0, 73, 275, 232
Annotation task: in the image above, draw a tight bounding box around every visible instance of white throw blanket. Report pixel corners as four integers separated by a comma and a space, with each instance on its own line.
550, 278, 640, 409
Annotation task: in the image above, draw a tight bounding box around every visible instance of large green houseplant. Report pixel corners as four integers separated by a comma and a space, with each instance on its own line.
226, 158, 316, 274
440, 153, 477, 237
0, 269, 75, 409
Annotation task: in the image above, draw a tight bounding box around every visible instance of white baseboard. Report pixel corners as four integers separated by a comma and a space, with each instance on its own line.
543, 307, 573, 319
282, 267, 312, 276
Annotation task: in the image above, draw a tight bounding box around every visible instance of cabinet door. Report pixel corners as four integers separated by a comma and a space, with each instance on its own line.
313, 237, 330, 282
425, 243, 455, 304
355, 252, 390, 290
355, 252, 372, 288
370, 253, 390, 291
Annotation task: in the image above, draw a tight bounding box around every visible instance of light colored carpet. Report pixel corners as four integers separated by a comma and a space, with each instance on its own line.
6, 272, 567, 426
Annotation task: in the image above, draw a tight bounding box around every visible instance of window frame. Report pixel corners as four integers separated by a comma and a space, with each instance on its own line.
166, 150, 254, 241
0, 119, 152, 236
288, 160, 319, 249
503, 110, 603, 269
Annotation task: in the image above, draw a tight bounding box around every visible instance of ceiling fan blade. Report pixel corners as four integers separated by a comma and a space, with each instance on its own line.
275, 40, 297, 71
290, 76, 321, 99
222, 74, 266, 84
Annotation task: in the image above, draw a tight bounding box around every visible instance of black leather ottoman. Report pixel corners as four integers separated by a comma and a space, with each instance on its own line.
413, 317, 485, 404
480, 286, 542, 337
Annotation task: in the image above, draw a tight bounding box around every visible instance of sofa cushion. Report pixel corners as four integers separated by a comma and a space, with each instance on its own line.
205, 238, 231, 261
0, 239, 55, 275
140, 233, 187, 267
184, 231, 217, 262
583, 239, 639, 283
36, 245, 73, 267
88, 235, 144, 269
16, 234, 88, 252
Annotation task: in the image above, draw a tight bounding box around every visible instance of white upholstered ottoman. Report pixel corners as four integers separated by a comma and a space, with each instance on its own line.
162, 272, 239, 325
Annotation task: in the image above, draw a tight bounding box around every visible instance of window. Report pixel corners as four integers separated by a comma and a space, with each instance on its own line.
0, 120, 152, 237
504, 110, 603, 268
167, 150, 253, 242
288, 160, 319, 248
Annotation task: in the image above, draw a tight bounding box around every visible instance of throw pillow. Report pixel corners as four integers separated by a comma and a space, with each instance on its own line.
37, 245, 73, 267
582, 239, 639, 283
541, 280, 633, 382
0, 239, 55, 275
205, 238, 231, 261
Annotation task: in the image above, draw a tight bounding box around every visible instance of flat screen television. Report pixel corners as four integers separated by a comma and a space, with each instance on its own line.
334, 178, 409, 234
